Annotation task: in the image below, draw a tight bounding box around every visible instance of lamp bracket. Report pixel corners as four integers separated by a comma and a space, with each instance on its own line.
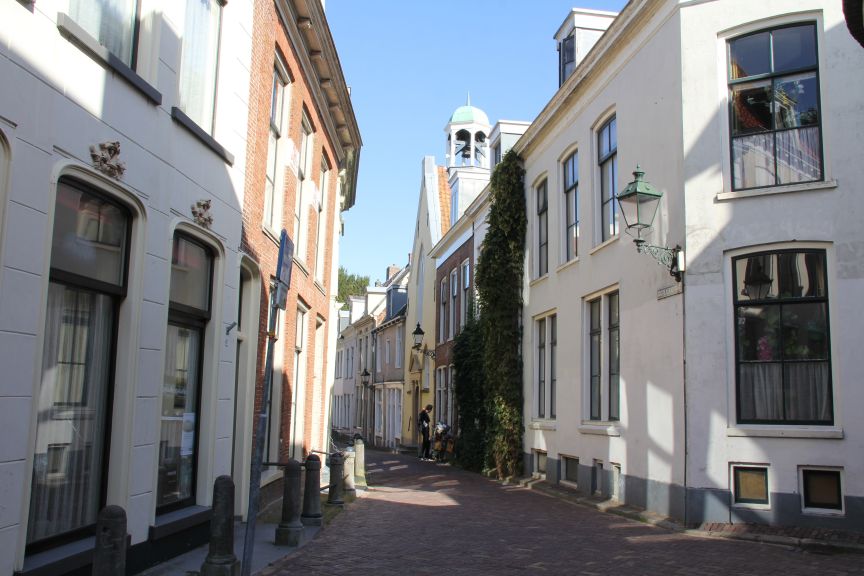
634, 239, 682, 282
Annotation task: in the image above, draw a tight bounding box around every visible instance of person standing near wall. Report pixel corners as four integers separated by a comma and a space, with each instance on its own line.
419, 404, 433, 461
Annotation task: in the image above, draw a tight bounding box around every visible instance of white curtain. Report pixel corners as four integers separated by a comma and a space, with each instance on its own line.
70, 0, 136, 65
28, 284, 113, 544
179, 0, 221, 133
739, 362, 829, 422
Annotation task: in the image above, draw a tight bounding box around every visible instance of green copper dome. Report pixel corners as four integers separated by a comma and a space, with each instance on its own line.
448, 94, 489, 126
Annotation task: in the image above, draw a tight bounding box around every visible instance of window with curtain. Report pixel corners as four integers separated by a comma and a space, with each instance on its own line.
728, 23, 822, 190
733, 249, 831, 424
69, 0, 139, 67
178, 0, 223, 134
264, 58, 289, 232
158, 234, 213, 510
294, 115, 314, 261
28, 180, 129, 550
536, 179, 548, 276
598, 117, 618, 241
563, 152, 578, 261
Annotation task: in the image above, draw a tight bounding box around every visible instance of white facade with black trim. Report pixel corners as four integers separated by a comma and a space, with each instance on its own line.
518, 0, 864, 531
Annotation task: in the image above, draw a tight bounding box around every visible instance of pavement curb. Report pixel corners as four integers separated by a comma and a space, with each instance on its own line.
513, 476, 864, 556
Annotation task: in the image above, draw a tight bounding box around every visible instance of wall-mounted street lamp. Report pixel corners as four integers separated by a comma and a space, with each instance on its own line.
360, 368, 371, 387
616, 166, 683, 282
411, 323, 436, 359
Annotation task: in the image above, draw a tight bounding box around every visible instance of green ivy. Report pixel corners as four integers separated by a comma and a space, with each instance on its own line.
475, 149, 526, 479
452, 304, 487, 472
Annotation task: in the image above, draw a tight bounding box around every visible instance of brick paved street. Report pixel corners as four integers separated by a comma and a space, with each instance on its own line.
262, 451, 864, 576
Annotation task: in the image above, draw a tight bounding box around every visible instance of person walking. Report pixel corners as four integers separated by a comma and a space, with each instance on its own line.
419, 404, 433, 461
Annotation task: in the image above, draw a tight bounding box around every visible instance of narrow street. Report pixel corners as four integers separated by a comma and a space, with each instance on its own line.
261, 451, 864, 576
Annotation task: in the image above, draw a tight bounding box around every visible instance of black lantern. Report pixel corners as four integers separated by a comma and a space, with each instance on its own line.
360, 368, 370, 387
412, 323, 424, 349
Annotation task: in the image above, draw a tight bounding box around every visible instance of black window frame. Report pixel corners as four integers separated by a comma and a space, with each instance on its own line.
727, 22, 824, 191
732, 248, 833, 425
563, 151, 578, 261
157, 232, 214, 513
733, 466, 770, 505
598, 116, 618, 242
802, 468, 843, 511
608, 291, 620, 421
27, 179, 131, 555
536, 179, 548, 277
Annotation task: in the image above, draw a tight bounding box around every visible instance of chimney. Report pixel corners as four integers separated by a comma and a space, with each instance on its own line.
386, 264, 400, 282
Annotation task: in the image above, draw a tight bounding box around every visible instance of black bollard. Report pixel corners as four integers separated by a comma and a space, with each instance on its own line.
300, 454, 322, 526
92, 505, 126, 576
201, 475, 240, 576
343, 449, 356, 494
327, 452, 345, 506
275, 460, 304, 546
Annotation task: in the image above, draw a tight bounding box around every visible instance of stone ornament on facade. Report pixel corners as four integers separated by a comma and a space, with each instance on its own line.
89, 141, 126, 179
191, 199, 214, 228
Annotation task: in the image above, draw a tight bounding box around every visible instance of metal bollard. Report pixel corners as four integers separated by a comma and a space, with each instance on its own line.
300, 454, 323, 526
275, 460, 304, 546
201, 475, 240, 576
353, 438, 367, 489
327, 452, 345, 506
92, 505, 126, 576
343, 449, 356, 494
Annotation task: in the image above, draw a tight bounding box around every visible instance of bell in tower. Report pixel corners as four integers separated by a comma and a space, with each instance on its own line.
444, 93, 491, 169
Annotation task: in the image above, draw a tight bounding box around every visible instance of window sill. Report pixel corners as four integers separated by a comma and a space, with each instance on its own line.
57, 14, 161, 105
556, 256, 580, 274
578, 422, 621, 436
149, 505, 211, 541
19, 536, 96, 576
732, 501, 772, 511
529, 420, 557, 431
716, 179, 837, 202
530, 273, 549, 287
292, 256, 310, 279
727, 426, 843, 439
262, 225, 281, 246
802, 506, 845, 518
171, 107, 235, 165
589, 234, 619, 255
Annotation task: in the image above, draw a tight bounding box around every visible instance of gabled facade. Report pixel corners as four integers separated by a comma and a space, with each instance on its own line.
401, 157, 451, 450
518, 0, 864, 532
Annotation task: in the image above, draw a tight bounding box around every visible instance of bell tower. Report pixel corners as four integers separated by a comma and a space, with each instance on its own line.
444, 94, 492, 223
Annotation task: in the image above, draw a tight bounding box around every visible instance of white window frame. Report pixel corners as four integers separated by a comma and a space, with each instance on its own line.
314, 155, 330, 282
294, 114, 314, 263
449, 268, 457, 338
177, 0, 224, 135
439, 278, 447, 343
583, 286, 620, 423
596, 115, 618, 244
395, 326, 403, 369
799, 466, 844, 516
264, 56, 290, 233
730, 463, 771, 510
562, 150, 579, 262
536, 178, 548, 277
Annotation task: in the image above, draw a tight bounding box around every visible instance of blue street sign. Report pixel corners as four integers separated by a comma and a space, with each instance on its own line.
275, 229, 293, 309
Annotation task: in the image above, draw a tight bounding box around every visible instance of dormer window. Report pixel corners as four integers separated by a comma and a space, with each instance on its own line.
560, 34, 576, 86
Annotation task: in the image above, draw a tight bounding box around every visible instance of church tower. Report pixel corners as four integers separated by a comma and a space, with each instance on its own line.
444, 94, 492, 224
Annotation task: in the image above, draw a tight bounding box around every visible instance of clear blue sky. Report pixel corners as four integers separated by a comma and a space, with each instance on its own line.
326, 0, 627, 285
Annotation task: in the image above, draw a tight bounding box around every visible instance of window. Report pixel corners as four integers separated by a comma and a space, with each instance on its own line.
536, 179, 548, 276
439, 278, 447, 343
291, 307, 308, 460
560, 34, 575, 86
733, 466, 769, 505
376, 334, 382, 373
598, 117, 618, 241
563, 456, 579, 485
450, 268, 457, 337
728, 23, 822, 190
460, 260, 470, 326
563, 152, 578, 261
28, 180, 130, 549
69, 0, 139, 66
178, 0, 223, 134
158, 233, 213, 511
315, 156, 330, 281
587, 290, 619, 422
385, 338, 391, 368
801, 468, 842, 511
733, 249, 831, 424
395, 326, 402, 369
294, 115, 314, 261
535, 450, 548, 475
537, 318, 546, 418
264, 58, 289, 232
550, 314, 557, 419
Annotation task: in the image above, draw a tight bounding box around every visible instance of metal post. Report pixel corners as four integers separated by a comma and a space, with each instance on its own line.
275, 460, 303, 546
92, 505, 126, 576
201, 476, 240, 576
353, 438, 367, 490
241, 291, 279, 576
327, 452, 345, 506
343, 449, 356, 494
300, 454, 322, 526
